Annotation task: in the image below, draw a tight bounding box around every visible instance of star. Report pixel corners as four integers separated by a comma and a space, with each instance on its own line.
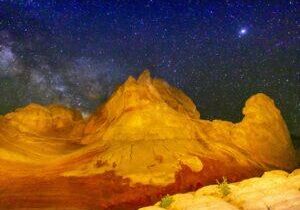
238, 28, 248, 37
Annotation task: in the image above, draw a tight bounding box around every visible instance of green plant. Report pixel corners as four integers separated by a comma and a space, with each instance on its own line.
216, 176, 231, 196
159, 194, 173, 208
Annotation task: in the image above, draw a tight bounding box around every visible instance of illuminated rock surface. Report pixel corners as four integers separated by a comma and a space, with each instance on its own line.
140, 169, 300, 210
0, 71, 297, 209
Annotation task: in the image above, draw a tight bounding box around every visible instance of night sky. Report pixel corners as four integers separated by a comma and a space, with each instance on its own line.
0, 1, 299, 137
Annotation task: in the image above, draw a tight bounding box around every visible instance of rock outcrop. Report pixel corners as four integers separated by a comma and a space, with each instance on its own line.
0, 70, 296, 209
140, 169, 300, 210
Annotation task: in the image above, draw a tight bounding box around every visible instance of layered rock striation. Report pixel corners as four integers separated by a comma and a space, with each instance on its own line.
0, 70, 296, 209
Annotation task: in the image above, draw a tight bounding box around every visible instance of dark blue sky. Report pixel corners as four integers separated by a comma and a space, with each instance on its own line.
0, 0, 299, 136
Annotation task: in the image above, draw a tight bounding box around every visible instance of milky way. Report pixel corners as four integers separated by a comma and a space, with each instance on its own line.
0, 1, 299, 138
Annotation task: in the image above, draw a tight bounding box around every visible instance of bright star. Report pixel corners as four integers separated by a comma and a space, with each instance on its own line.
240, 29, 246, 34
238, 28, 248, 37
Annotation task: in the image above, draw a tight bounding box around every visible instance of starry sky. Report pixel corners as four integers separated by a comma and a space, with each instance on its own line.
0, 1, 299, 138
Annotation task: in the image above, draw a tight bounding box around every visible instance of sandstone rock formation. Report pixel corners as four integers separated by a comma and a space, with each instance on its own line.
0, 70, 296, 209
139, 169, 300, 210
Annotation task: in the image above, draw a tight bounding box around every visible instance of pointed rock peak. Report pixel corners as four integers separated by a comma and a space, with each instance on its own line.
137, 69, 152, 84
124, 75, 137, 85
116, 69, 160, 102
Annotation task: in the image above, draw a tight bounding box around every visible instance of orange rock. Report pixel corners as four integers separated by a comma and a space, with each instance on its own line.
4, 103, 84, 137
0, 70, 296, 209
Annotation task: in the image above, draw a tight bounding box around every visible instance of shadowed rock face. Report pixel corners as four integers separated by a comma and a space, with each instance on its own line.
0, 70, 296, 209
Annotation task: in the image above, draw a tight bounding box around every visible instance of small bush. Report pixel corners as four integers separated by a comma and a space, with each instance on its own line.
159, 194, 173, 208
216, 176, 231, 196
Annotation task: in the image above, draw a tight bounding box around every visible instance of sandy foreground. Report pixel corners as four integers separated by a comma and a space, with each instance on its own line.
140, 169, 300, 210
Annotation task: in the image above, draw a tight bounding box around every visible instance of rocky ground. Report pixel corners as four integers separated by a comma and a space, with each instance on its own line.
140, 169, 300, 210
